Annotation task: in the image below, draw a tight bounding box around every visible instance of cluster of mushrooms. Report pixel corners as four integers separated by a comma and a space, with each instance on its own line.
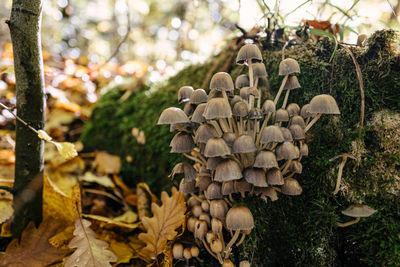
158, 43, 340, 265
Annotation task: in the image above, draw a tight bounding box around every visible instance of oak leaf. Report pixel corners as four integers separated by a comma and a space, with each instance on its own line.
138, 187, 186, 260
0, 219, 67, 267
65, 218, 117, 267
0, 189, 13, 224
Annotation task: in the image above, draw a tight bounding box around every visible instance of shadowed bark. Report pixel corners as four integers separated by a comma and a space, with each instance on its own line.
7, 0, 45, 239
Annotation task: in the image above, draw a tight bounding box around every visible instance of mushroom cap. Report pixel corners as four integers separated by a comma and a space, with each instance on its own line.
210, 72, 234, 93
203, 97, 232, 120
262, 100, 276, 114
244, 168, 268, 187
280, 127, 293, 142
221, 181, 235, 195
309, 94, 340, 114
252, 62, 268, 77
230, 95, 243, 108
210, 200, 228, 220
254, 187, 278, 201
288, 124, 305, 140
206, 157, 223, 170
226, 205, 255, 231
260, 125, 284, 144
281, 178, 302, 195
275, 142, 299, 160
205, 182, 223, 200
289, 160, 303, 174
300, 143, 309, 156
158, 107, 190, 125
178, 86, 194, 103
236, 44, 263, 64
170, 162, 196, 182
254, 151, 279, 168
179, 179, 196, 194
283, 75, 301, 90
239, 261, 251, 267
257, 76, 270, 89
207, 88, 223, 101
279, 58, 300, 76
183, 102, 194, 116
234, 180, 252, 195
233, 101, 249, 117
287, 103, 300, 117
194, 124, 219, 143
275, 108, 289, 122
222, 132, 236, 147
248, 86, 260, 98
300, 104, 313, 118
195, 175, 211, 191
235, 74, 250, 89
214, 159, 243, 182
266, 168, 284, 185
233, 135, 257, 153
290, 115, 306, 128
341, 204, 377, 218
191, 103, 207, 124
190, 89, 208, 104
240, 87, 250, 100
170, 132, 194, 153
204, 137, 231, 157
249, 108, 262, 119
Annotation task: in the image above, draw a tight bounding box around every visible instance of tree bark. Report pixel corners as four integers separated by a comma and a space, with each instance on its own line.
7, 0, 45, 239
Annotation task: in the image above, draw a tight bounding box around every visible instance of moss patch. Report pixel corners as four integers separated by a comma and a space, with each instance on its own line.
81, 30, 400, 266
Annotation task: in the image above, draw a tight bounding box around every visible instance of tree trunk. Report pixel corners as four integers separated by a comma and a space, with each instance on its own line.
7, 0, 45, 239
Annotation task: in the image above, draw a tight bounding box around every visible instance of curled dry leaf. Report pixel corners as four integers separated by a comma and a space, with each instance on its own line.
94, 151, 121, 174
52, 141, 78, 161
81, 171, 115, 188
82, 214, 140, 230
0, 219, 67, 267
138, 187, 186, 261
136, 182, 157, 220
65, 218, 117, 267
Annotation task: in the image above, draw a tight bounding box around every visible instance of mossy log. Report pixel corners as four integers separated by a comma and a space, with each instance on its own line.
82, 30, 400, 266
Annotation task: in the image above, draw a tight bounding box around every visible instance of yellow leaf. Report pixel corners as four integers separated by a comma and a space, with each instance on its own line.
81, 172, 115, 188
93, 151, 121, 174
52, 141, 78, 161
0, 66, 14, 74
82, 214, 141, 230
138, 187, 186, 260
113, 210, 138, 223
0, 192, 13, 224
49, 225, 75, 250
109, 240, 133, 265
43, 172, 81, 224
37, 129, 53, 141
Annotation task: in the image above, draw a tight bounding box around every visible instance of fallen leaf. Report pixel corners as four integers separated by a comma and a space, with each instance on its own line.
82, 214, 140, 230
0, 150, 15, 164
0, 189, 13, 224
136, 183, 155, 220
138, 187, 186, 261
0, 219, 67, 267
64, 218, 117, 267
49, 225, 75, 250
81, 172, 115, 188
113, 210, 138, 223
94, 151, 121, 174
124, 194, 137, 206
112, 174, 132, 196
109, 240, 134, 265
43, 172, 81, 224
52, 141, 78, 161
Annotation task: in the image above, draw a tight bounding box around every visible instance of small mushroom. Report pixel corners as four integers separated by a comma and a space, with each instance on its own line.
170, 132, 194, 153
204, 137, 231, 158
337, 204, 377, 227
158, 107, 190, 125
190, 88, 208, 104
330, 153, 356, 195
236, 44, 263, 87
235, 74, 250, 89
178, 86, 194, 103
173, 243, 184, 259
304, 94, 340, 133
281, 178, 302, 195
210, 72, 234, 97
281, 75, 301, 109
274, 58, 300, 105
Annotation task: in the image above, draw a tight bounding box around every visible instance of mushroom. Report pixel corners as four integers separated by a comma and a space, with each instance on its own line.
158, 107, 190, 126
273, 58, 300, 105
330, 153, 356, 195
337, 204, 377, 227
203, 97, 232, 134
281, 178, 302, 195
172, 243, 184, 259
224, 205, 254, 258
304, 94, 340, 133
204, 137, 231, 158
170, 132, 194, 153
210, 72, 234, 98
191, 103, 207, 124
209, 199, 228, 220
244, 168, 268, 187
169, 162, 196, 182
223, 259, 235, 267
232, 135, 257, 167
254, 151, 279, 169
259, 125, 284, 150
287, 103, 300, 117
266, 168, 284, 185
235, 74, 250, 89
190, 88, 208, 104
194, 124, 220, 144
236, 44, 263, 87
233, 101, 249, 135
239, 260, 251, 267
214, 159, 243, 182
281, 75, 301, 109
205, 182, 223, 200
178, 86, 194, 103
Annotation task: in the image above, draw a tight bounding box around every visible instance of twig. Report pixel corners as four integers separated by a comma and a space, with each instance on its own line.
83, 188, 123, 204
339, 44, 365, 139
0, 102, 38, 134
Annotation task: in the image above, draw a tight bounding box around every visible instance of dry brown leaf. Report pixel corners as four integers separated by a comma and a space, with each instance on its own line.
0, 189, 13, 224
94, 151, 121, 174
138, 187, 186, 261
136, 182, 158, 220
0, 219, 67, 267
49, 225, 75, 250
109, 240, 133, 265
82, 214, 140, 230
65, 218, 117, 267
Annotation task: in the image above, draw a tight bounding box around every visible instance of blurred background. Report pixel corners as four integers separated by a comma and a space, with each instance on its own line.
1, 0, 399, 84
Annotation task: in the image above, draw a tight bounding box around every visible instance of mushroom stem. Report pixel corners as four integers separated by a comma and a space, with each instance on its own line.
281, 88, 291, 109
183, 153, 203, 165
273, 74, 289, 105
304, 113, 322, 133
281, 159, 292, 175
201, 238, 220, 262
231, 117, 238, 136
218, 118, 231, 133
248, 60, 254, 87
224, 230, 241, 258
256, 113, 272, 146
235, 233, 247, 247
333, 158, 347, 195
337, 217, 360, 227
209, 120, 223, 136
176, 123, 188, 132
249, 95, 255, 111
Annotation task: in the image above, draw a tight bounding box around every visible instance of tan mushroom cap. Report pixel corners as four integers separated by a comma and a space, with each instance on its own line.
300, 143, 309, 156
252, 62, 268, 77
170, 132, 194, 153
183, 102, 194, 116
280, 127, 293, 142
178, 86, 194, 103
300, 104, 313, 118
204, 137, 231, 157
223, 132, 236, 147
287, 103, 300, 117
206, 157, 223, 170
170, 162, 196, 182
266, 168, 284, 185
235, 74, 250, 89
233, 135, 257, 153
260, 125, 284, 144
275, 142, 299, 160
190, 88, 208, 104
233, 101, 249, 117
254, 151, 278, 168
262, 100, 276, 114
248, 86, 260, 98
158, 107, 190, 125
191, 103, 207, 124
210, 200, 228, 220
288, 124, 305, 140
195, 175, 211, 191
290, 115, 306, 128
281, 178, 302, 195
279, 58, 300, 76
240, 87, 250, 100
203, 97, 232, 120
221, 181, 235, 195
255, 187, 278, 201
195, 124, 219, 144
231, 95, 243, 108
226, 205, 255, 231
341, 204, 377, 218
214, 159, 243, 182
289, 160, 303, 174
275, 108, 289, 122
179, 179, 196, 194
283, 75, 301, 90
205, 182, 223, 200
210, 72, 234, 93
309, 94, 340, 114
236, 44, 263, 64
244, 168, 268, 187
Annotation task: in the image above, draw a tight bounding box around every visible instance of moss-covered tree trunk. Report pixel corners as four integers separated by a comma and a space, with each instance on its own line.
7, 0, 45, 238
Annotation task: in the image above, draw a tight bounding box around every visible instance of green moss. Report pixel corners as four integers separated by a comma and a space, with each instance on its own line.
82, 30, 400, 266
